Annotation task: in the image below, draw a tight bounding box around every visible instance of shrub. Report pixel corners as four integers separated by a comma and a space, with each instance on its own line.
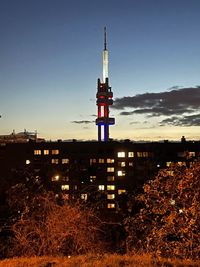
124, 161, 200, 259
9, 192, 104, 256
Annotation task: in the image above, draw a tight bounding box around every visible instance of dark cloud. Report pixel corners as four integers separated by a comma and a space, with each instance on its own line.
71, 120, 94, 124
160, 114, 200, 127
120, 111, 135, 116
114, 87, 200, 117
129, 121, 139, 125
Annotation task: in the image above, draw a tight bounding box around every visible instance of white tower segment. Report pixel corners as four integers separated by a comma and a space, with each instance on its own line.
103, 27, 108, 83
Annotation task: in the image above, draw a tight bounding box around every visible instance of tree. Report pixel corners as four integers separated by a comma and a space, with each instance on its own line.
124, 161, 200, 259
9, 192, 105, 257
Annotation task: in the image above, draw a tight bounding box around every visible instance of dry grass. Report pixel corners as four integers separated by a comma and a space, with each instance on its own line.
0, 254, 199, 267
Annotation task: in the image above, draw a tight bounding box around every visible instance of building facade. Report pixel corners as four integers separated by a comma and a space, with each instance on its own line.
1, 139, 199, 215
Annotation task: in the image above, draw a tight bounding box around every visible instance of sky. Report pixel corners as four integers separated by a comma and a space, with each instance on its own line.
1, 0, 200, 141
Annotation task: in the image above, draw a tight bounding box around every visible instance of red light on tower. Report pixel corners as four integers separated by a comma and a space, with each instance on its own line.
96, 27, 115, 142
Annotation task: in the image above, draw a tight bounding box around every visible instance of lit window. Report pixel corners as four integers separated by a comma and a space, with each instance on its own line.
107, 158, 114, 163
107, 176, 115, 182
81, 194, 87, 200
99, 158, 104, 163
118, 161, 126, 167
188, 152, 195, 157
61, 185, 69, 190
118, 189, 126, 195
44, 150, 49, 155
107, 203, 115, 209
34, 150, 41, 155
90, 158, 96, 165
98, 185, 105, 191
107, 185, 115, 190
74, 185, 78, 190
117, 152, 125, 158
26, 160, 31, 165
51, 158, 59, 164
129, 162, 134, 167
52, 149, 59, 155
107, 194, 115, 199
52, 175, 60, 181
62, 158, 69, 164
128, 152, 134, 158
90, 175, 96, 182
166, 162, 172, 167
177, 161, 186, 166
107, 167, 114, 172
117, 170, 126, 176
137, 152, 149, 157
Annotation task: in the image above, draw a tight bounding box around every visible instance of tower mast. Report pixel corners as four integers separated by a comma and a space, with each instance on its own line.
103, 27, 108, 82
96, 27, 115, 142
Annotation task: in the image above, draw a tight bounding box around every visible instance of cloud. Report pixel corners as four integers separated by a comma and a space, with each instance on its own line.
129, 121, 140, 125
114, 87, 200, 117
71, 120, 94, 124
160, 114, 200, 127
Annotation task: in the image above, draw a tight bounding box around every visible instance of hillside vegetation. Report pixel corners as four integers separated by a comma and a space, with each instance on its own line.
0, 254, 199, 267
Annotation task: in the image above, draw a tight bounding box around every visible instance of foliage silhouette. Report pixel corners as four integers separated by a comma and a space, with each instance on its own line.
124, 161, 200, 259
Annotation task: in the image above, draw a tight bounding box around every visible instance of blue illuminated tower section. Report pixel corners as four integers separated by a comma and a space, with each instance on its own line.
96, 27, 115, 142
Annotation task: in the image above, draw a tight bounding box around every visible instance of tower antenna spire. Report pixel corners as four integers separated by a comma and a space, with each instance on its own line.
104, 26, 107, 50
103, 26, 108, 82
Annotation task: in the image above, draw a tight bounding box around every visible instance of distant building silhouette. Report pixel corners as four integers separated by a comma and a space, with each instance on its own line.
0, 130, 44, 143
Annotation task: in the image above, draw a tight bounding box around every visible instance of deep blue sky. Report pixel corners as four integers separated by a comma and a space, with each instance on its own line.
1, 0, 200, 140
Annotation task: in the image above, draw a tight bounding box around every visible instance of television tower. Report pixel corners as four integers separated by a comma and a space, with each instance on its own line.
96, 27, 115, 142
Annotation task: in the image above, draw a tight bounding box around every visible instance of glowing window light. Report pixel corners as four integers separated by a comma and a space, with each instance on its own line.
117, 170, 125, 176
61, 185, 69, 190
118, 189, 126, 195
44, 150, 49, 155
107, 194, 115, 199
90, 158, 96, 165
137, 152, 149, 157
166, 162, 172, 167
52, 149, 59, 155
34, 150, 41, 155
107, 203, 115, 209
128, 152, 134, 158
62, 158, 69, 164
98, 185, 105, 191
117, 152, 125, 158
51, 158, 59, 164
52, 175, 60, 182
81, 194, 87, 200
107, 167, 114, 172
118, 162, 126, 167
99, 158, 104, 163
107, 158, 114, 163
107, 185, 115, 190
